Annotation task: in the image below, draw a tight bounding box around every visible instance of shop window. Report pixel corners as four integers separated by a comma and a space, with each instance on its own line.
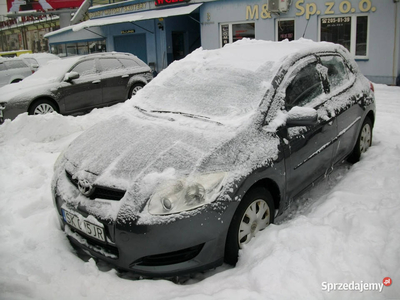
277, 20, 295, 41
50, 40, 106, 57
320, 15, 369, 58
220, 23, 255, 47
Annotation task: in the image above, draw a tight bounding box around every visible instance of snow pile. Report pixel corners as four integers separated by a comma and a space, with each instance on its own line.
0, 84, 398, 299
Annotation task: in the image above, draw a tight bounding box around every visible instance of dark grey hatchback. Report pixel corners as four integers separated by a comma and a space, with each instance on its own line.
52, 39, 375, 278
0, 52, 152, 124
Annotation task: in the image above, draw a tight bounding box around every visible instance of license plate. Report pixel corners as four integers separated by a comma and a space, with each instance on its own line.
62, 209, 105, 242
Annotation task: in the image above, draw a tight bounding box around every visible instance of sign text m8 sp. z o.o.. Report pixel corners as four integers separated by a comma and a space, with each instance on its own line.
246, 0, 377, 20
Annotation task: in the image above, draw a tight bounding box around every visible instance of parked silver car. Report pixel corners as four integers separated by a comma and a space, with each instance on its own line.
0, 57, 33, 88
20, 53, 61, 72
0, 52, 152, 124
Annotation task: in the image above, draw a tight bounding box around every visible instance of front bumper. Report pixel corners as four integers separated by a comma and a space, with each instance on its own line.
54, 192, 237, 278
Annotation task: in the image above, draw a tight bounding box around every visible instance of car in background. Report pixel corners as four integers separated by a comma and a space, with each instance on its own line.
20, 53, 60, 72
52, 39, 375, 278
0, 52, 153, 124
0, 49, 32, 58
0, 57, 33, 88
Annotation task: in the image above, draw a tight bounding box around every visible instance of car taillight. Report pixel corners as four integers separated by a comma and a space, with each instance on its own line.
370, 82, 374, 92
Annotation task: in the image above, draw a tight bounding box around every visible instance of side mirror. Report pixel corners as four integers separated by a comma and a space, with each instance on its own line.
64, 71, 80, 82
286, 106, 318, 127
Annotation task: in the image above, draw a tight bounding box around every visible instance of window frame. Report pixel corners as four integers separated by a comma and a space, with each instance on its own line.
318, 14, 370, 59
219, 22, 255, 48
275, 18, 295, 42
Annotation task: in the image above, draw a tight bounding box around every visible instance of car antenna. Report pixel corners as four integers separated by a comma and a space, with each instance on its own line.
302, 18, 310, 38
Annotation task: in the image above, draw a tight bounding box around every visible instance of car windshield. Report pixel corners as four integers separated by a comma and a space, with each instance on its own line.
22, 56, 80, 84
134, 46, 274, 125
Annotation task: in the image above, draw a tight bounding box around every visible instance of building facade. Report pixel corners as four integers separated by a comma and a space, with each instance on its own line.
45, 0, 400, 84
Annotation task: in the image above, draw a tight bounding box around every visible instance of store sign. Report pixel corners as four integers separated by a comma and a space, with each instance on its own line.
88, 3, 147, 19
246, 0, 377, 20
155, 0, 190, 7
121, 29, 136, 34
7, 0, 83, 12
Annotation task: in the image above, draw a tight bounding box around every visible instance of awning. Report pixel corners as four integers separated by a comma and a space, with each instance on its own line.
45, 3, 201, 37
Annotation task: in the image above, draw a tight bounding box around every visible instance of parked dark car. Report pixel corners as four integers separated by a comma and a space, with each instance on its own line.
0, 57, 33, 88
0, 52, 152, 124
52, 40, 375, 278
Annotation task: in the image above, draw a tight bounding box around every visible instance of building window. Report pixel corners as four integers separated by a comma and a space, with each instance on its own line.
320, 15, 369, 58
220, 23, 255, 47
277, 19, 295, 41
50, 40, 106, 57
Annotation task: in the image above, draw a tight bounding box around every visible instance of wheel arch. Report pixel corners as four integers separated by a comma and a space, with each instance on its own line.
28, 97, 60, 114
246, 178, 281, 212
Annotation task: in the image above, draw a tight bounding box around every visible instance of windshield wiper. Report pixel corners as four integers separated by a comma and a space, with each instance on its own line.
134, 106, 222, 125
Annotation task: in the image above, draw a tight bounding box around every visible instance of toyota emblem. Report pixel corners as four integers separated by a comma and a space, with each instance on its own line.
77, 178, 94, 197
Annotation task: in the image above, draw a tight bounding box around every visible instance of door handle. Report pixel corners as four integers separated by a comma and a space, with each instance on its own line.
92, 80, 101, 84
121, 75, 129, 78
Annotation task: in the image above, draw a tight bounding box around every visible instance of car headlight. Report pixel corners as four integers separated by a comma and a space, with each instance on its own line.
148, 172, 227, 215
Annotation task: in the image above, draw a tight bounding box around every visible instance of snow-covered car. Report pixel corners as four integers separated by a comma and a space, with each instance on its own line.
20, 52, 60, 72
0, 52, 152, 124
52, 39, 376, 278
0, 57, 33, 88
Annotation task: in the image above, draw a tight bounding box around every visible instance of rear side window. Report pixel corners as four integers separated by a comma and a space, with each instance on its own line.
119, 58, 140, 69
320, 56, 350, 89
98, 58, 124, 72
4, 60, 28, 69
70, 60, 96, 76
285, 62, 324, 109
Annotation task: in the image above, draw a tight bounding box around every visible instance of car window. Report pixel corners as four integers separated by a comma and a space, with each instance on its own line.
70, 60, 97, 77
320, 55, 350, 90
98, 58, 124, 73
119, 58, 140, 69
4, 60, 29, 69
285, 62, 324, 109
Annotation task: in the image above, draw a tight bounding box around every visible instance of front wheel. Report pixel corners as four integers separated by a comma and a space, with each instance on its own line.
348, 117, 373, 163
224, 187, 275, 265
28, 99, 58, 115
128, 83, 144, 98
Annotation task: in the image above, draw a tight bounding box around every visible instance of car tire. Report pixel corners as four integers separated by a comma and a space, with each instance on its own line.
224, 187, 275, 265
28, 99, 58, 115
348, 117, 373, 163
128, 83, 144, 98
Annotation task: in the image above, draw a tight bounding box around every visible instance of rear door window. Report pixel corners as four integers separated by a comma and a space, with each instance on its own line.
320, 55, 351, 91
98, 58, 124, 73
285, 62, 324, 109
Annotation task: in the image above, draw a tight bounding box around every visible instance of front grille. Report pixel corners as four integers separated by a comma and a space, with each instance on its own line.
130, 244, 204, 267
66, 170, 126, 201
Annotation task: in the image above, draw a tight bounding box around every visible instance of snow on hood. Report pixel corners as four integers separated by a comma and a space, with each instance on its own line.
63, 111, 235, 189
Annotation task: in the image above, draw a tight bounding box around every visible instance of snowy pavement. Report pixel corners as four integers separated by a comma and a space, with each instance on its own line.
0, 84, 399, 300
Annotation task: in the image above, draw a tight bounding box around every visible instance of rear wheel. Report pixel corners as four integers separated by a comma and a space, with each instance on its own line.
224, 187, 275, 265
29, 99, 58, 115
128, 83, 144, 98
348, 117, 373, 163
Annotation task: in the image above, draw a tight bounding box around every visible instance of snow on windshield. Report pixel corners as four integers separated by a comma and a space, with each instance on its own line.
135, 41, 276, 122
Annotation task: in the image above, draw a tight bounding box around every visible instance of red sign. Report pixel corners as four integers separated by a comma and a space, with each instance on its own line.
7, 0, 84, 12
154, 0, 190, 7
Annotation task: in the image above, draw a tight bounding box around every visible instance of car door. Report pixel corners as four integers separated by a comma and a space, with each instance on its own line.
319, 54, 364, 164
58, 59, 103, 113
97, 57, 130, 105
278, 57, 338, 200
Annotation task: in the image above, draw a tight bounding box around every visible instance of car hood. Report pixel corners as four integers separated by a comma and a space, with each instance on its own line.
0, 77, 59, 103
63, 113, 237, 190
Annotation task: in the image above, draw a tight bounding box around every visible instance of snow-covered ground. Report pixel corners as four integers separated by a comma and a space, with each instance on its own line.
0, 84, 399, 300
